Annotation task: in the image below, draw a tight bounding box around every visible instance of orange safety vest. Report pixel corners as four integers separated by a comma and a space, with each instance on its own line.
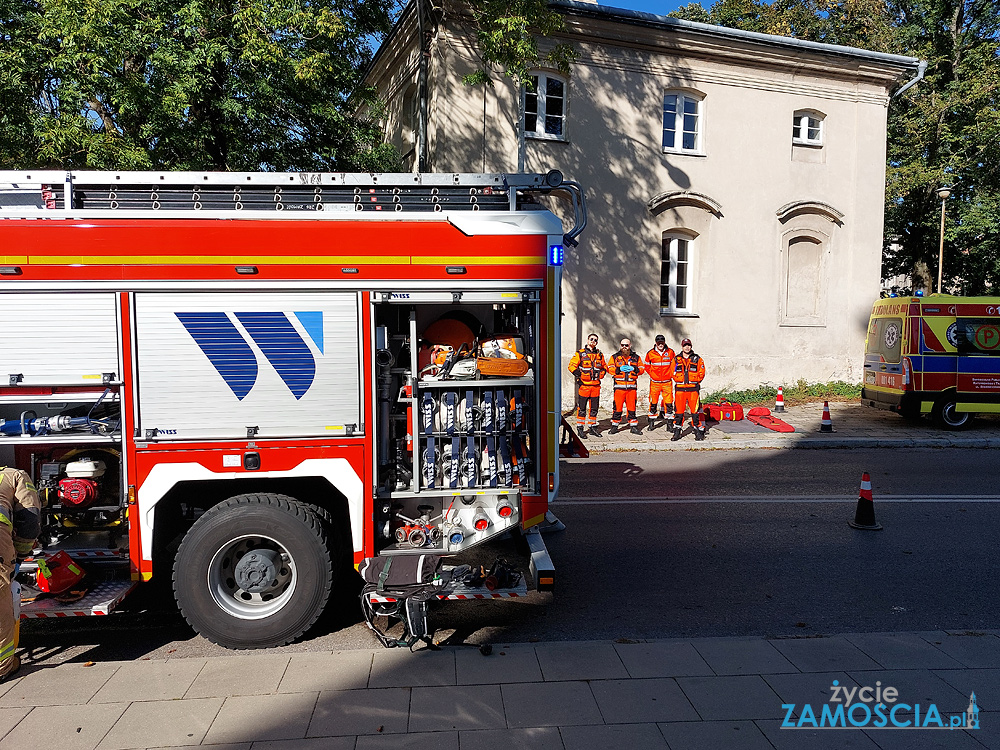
644, 346, 676, 382
672, 352, 705, 391
568, 347, 607, 387
610, 352, 645, 390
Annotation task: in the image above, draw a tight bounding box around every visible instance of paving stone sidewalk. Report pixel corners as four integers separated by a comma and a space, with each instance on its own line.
569, 401, 1000, 452
1, 630, 998, 749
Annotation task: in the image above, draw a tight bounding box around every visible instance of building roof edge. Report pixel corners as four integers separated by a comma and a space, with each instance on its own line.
552, 0, 921, 69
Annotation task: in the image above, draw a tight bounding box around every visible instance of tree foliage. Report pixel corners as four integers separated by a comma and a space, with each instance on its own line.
458, 0, 575, 86
670, 0, 1000, 293
0, 0, 399, 170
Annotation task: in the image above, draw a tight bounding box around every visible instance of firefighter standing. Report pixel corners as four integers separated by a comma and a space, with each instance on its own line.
609, 338, 646, 435
0, 466, 41, 682
567, 333, 607, 438
671, 338, 706, 441
644, 334, 676, 431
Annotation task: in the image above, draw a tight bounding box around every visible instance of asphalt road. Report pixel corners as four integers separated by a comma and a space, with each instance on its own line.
19, 448, 1000, 665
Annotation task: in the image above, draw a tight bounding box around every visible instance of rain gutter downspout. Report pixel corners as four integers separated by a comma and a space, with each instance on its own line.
892, 59, 927, 98
416, 0, 428, 172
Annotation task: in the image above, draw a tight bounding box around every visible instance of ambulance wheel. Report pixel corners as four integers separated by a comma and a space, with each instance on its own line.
173, 493, 336, 649
932, 399, 973, 430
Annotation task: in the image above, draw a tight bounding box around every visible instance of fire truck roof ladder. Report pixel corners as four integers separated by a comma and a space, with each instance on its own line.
0, 169, 587, 247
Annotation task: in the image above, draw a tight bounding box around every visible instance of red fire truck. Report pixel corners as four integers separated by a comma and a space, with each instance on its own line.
0, 169, 585, 649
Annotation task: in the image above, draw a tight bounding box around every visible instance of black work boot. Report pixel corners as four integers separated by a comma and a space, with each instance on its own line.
577, 425, 587, 439
609, 424, 619, 435
694, 428, 705, 441
671, 425, 683, 441
630, 425, 642, 435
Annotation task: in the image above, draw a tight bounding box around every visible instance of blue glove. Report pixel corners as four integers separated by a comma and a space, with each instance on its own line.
619, 365, 634, 373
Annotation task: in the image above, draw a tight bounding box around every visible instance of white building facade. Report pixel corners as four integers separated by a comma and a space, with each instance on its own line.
366, 0, 921, 406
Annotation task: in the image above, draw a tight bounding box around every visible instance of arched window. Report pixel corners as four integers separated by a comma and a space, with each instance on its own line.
663, 91, 704, 154
792, 110, 824, 146
524, 73, 567, 140
661, 232, 694, 314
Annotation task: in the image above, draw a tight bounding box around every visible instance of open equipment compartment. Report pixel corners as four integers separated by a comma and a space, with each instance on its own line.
372, 292, 539, 556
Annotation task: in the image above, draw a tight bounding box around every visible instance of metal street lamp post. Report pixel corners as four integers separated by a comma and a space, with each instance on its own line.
937, 186, 951, 293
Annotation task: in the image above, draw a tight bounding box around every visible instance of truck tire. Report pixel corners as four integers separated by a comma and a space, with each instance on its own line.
172, 493, 336, 649
932, 398, 973, 430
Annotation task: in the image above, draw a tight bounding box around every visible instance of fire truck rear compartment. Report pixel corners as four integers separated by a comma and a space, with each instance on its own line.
372, 296, 540, 558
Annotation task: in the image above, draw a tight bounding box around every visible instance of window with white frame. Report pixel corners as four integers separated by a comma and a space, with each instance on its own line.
662, 92, 702, 153
660, 233, 693, 314
792, 110, 824, 146
524, 73, 566, 139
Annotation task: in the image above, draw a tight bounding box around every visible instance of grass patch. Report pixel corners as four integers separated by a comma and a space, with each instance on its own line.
703, 379, 861, 406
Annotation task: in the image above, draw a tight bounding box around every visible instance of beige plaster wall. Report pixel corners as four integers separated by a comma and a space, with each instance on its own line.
369, 13, 904, 408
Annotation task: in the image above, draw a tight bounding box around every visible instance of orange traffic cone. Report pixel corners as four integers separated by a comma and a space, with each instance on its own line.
819, 401, 834, 432
849, 472, 882, 530
774, 386, 785, 413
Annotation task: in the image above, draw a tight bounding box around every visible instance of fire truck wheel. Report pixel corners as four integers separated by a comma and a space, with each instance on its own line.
932, 398, 973, 431
172, 493, 336, 649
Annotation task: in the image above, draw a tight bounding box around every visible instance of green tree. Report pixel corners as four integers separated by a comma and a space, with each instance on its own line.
458, 0, 575, 86
0, 0, 399, 170
883, 0, 1000, 293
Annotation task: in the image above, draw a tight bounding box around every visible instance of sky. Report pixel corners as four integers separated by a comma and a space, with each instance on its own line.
598, 0, 694, 17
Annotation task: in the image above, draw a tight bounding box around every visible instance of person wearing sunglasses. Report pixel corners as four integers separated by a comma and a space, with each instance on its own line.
567, 333, 607, 438
609, 338, 645, 435
671, 338, 706, 441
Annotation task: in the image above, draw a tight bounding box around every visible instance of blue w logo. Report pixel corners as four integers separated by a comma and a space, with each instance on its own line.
176, 312, 324, 401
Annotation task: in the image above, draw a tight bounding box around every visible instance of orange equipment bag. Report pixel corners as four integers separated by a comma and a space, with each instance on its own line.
36, 550, 86, 594
703, 400, 744, 421
477, 336, 530, 377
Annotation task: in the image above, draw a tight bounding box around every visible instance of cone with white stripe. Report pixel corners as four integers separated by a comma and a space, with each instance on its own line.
774, 386, 785, 413
819, 401, 834, 432
849, 472, 882, 530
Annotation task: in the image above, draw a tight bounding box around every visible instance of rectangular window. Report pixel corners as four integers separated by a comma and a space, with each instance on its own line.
661, 236, 692, 313
524, 74, 566, 139
792, 112, 824, 146
663, 93, 701, 153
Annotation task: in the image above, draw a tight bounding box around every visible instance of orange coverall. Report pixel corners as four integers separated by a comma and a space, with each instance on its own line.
644, 345, 676, 418
672, 352, 706, 429
609, 352, 645, 428
567, 346, 607, 430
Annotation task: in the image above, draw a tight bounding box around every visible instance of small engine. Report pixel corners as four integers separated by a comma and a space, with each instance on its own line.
56, 458, 107, 508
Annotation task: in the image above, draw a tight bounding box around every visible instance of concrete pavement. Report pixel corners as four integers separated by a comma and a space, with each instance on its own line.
1, 630, 998, 749
576, 400, 1000, 451
4, 400, 1000, 749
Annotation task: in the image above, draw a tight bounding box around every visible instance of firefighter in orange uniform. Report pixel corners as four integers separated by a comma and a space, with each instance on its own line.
609, 338, 645, 435
644, 334, 676, 431
671, 338, 706, 441
1, 466, 41, 682
567, 333, 607, 438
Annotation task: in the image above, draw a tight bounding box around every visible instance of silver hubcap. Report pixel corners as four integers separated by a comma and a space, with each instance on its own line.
942, 404, 967, 426
208, 535, 296, 620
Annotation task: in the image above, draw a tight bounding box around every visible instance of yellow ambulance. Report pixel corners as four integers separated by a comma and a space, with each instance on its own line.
862, 295, 1000, 429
